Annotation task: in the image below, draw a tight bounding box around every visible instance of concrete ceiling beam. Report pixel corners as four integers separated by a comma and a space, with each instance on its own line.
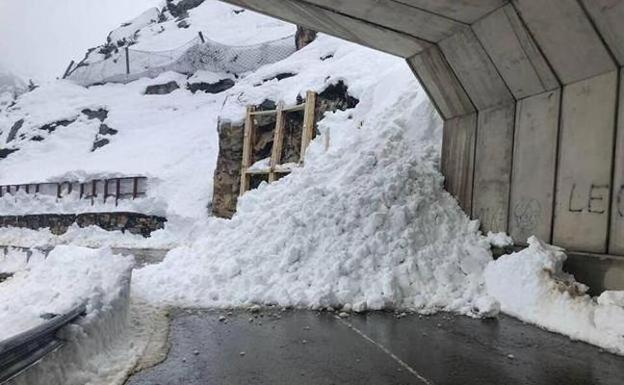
391, 0, 508, 24
472, 5, 559, 100
219, 0, 429, 57
300, 0, 466, 43
511, 0, 616, 84
581, 0, 624, 66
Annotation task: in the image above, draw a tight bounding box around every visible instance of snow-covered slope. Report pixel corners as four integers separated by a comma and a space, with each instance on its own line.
0, 66, 26, 109
0, 1, 298, 242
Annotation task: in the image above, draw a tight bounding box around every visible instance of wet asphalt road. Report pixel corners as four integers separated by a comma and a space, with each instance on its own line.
126, 309, 624, 385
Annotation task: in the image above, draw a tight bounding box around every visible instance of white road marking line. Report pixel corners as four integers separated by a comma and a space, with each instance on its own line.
335, 315, 435, 385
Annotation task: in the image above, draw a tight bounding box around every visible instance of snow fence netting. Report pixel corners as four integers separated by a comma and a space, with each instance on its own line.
66, 35, 296, 86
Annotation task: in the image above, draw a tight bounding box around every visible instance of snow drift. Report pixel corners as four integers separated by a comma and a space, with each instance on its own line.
486, 237, 624, 355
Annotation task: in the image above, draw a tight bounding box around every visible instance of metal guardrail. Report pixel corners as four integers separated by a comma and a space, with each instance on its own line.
0, 303, 86, 384
0, 176, 147, 206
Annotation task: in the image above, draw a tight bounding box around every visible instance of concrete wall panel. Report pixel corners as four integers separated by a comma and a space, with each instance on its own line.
303, 0, 465, 42
407, 46, 475, 120
472, 104, 515, 233
392, 0, 506, 23
509, 90, 561, 244
610, 68, 624, 255
439, 28, 513, 110
553, 71, 618, 253
582, 0, 624, 66
512, 0, 616, 84
473, 5, 559, 99
441, 114, 477, 213
218, 0, 428, 57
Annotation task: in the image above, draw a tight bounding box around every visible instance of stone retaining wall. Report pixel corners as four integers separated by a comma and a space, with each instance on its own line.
0, 212, 166, 237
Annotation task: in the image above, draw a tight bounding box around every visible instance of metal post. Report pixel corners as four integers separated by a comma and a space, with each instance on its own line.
198, 31, 205, 44
125, 47, 130, 75
62, 60, 75, 79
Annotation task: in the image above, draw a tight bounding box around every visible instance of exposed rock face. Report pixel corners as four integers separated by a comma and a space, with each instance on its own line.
37, 118, 77, 133
0, 148, 18, 159
98, 123, 118, 135
82, 108, 109, 122
295, 27, 317, 50
166, 0, 206, 19
187, 78, 235, 94
261, 73, 297, 83
211, 81, 360, 218
145, 81, 180, 95
212, 121, 244, 219
7, 119, 24, 142
0, 212, 166, 237
92, 138, 110, 151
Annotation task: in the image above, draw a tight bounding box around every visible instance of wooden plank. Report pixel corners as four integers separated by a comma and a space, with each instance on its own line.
250, 110, 277, 117
439, 27, 514, 111
269, 103, 286, 183
553, 71, 618, 253
218, 0, 429, 58
300, 91, 317, 163
240, 106, 256, 196
407, 45, 475, 120
246, 168, 271, 175
472, 104, 515, 233
441, 113, 477, 213
509, 90, 560, 244
472, 5, 559, 99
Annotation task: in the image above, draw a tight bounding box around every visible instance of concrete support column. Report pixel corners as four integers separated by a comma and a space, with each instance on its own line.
509, 90, 560, 243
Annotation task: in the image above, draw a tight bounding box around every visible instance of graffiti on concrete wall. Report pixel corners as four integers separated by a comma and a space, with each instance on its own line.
512, 198, 543, 237
567, 182, 609, 215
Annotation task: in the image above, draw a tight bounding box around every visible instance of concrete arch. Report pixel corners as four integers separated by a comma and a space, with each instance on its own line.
220, 0, 624, 257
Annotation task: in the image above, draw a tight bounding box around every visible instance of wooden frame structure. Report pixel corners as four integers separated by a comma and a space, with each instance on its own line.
240, 91, 317, 195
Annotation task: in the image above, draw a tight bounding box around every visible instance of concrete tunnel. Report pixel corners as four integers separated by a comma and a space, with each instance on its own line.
219, 0, 624, 291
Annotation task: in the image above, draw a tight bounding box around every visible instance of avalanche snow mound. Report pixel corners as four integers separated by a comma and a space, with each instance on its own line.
133, 63, 494, 315
0, 245, 133, 340
486, 237, 624, 355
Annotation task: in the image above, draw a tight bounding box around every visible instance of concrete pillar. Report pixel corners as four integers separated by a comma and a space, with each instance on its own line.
441, 115, 477, 212
509, 90, 560, 244
407, 46, 477, 213
610, 68, 624, 254
437, 27, 514, 233
553, 71, 618, 253
472, 104, 515, 232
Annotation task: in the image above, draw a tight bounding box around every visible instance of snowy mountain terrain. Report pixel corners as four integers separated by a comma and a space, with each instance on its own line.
0, 67, 26, 110
1, 1, 624, 383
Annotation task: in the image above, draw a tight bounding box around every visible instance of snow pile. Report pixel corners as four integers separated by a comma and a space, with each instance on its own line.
0, 246, 156, 385
0, 225, 179, 250
0, 247, 45, 274
0, 245, 133, 340
485, 237, 624, 354
133, 62, 495, 315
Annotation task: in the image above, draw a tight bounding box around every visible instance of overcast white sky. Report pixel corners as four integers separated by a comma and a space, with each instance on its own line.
0, 0, 162, 82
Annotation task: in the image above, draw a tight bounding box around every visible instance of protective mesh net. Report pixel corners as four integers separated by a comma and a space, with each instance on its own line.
67, 35, 296, 86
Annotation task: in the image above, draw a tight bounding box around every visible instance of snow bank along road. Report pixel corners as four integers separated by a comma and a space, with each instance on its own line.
126, 308, 624, 385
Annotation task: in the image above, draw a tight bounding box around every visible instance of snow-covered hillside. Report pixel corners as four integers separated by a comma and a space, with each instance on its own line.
0, 67, 26, 109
